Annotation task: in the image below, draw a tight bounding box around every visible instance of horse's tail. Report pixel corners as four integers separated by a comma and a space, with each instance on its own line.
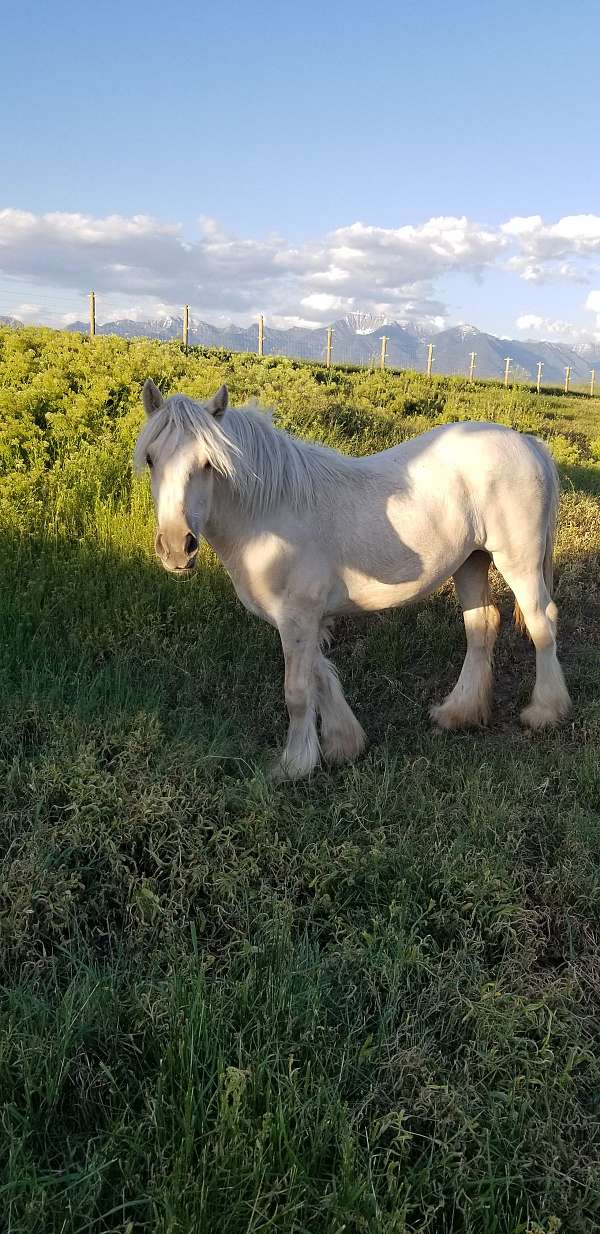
513, 436, 559, 636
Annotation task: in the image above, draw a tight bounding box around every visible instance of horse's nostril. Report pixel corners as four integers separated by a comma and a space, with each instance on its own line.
184, 532, 198, 555
155, 531, 166, 558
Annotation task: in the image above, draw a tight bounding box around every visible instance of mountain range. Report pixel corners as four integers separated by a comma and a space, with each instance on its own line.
2, 311, 599, 385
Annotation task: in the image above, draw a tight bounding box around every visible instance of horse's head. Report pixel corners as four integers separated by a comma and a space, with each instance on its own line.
135, 379, 229, 574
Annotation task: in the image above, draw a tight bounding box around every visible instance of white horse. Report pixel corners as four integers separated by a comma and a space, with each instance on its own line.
134, 380, 571, 779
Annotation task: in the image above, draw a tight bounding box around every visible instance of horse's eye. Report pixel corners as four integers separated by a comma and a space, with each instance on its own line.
146, 455, 153, 469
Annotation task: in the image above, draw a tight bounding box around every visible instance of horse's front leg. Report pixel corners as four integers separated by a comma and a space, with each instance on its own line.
274, 611, 321, 780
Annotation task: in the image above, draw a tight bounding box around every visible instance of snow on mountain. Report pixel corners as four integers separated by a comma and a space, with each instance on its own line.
571, 341, 600, 363
395, 319, 438, 341
454, 324, 480, 339
337, 312, 392, 335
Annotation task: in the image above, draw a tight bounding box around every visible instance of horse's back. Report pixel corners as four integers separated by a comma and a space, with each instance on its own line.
374, 420, 552, 505
373, 419, 539, 470
367, 419, 555, 563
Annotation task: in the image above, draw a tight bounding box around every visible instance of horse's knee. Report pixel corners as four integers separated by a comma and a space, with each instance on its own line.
285, 683, 311, 719
546, 599, 558, 633
526, 613, 555, 650
464, 603, 500, 653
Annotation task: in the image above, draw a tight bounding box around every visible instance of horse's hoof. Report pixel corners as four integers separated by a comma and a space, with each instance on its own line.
430, 700, 489, 730
322, 721, 367, 764
267, 756, 289, 783
520, 703, 559, 729
267, 754, 318, 782
520, 686, 571, 730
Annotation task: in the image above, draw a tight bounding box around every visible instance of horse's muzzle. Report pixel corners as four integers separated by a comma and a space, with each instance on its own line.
163, 553, 198, 575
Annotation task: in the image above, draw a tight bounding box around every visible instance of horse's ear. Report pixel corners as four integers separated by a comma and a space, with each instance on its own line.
206, 384, 228, 419
142, 378, 164, 416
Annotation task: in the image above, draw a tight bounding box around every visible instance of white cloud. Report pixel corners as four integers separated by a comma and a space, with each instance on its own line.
583, 290, 600, 340
515, 305, 600, 345
95, 301, 179, 324
0, 207, 505, 326
269, 314, 324, 329
322, 217, 504, 291
309, 266, 351, 284
300, 293, 355, 313
502, 216, 543, 237
502, 214, 600, 283
516, 313, 581, 339
2, 206, 600, 328
507, 258, 589, 285
10, 302, 44, 319
59, 311, 86, 325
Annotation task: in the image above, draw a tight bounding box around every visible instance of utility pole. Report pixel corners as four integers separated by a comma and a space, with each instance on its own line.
468, 351, 476, 381
426, 343, 434, 378
591, 369, 596, 397
536, 361, 543, 394
503, 357, 511, 388
326, 326, 333, 368
258, 314, 264, 357
564, 366, 571, 394
183, 304, 189, 348
380, 335, 388, 369
89, 290, 96, 338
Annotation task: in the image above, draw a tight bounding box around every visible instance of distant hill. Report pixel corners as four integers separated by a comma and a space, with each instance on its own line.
2, 312, 598, 383
424, 326, 600, 384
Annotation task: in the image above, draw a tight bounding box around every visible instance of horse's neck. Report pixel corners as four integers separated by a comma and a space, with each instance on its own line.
204, 414, 283, 557
204, 472, 255, 564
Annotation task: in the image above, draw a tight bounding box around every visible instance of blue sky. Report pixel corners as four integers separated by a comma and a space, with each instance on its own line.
1, 0, 599, 340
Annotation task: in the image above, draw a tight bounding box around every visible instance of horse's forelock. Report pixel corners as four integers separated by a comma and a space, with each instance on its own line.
133, 395, 238, 477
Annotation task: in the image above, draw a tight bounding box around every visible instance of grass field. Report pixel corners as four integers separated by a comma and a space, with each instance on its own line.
1, 325, 600, 1234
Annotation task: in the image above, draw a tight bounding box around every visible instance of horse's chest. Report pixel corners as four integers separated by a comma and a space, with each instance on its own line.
234, 582, 274, 624
223, 532, 300, 627
226, 566, 280, 627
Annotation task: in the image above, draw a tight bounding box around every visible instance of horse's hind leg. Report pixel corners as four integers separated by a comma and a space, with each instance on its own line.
315, 652, 366, 765
431, 551, 500, 730
492, 555, 571, 728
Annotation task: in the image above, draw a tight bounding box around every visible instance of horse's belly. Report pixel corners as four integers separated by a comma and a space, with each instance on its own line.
329, 497, 474, 615
332, 570, 441, 615
332, 536, 470, 614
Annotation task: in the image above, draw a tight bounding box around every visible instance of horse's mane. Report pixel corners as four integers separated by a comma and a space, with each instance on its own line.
134, 395, 367, 515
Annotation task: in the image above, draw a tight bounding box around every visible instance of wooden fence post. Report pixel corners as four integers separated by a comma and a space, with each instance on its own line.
183, 305, 189, 348
258, 314, 265, 357
89, 290, 96, 338
536, 361, 543, 394
564, 366, 571, 394
468, 351, 476, 381
426, 343, 434, 378
503, 357, 511, 387
590, 369, 596, 397
380, 335, 388, 369
326, 327, 333, 368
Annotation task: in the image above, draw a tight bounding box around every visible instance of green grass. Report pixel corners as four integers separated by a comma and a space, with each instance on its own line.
1, 326, 599, 1233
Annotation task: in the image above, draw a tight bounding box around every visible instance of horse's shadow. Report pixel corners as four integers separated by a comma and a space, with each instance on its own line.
1, 526, 269, 754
